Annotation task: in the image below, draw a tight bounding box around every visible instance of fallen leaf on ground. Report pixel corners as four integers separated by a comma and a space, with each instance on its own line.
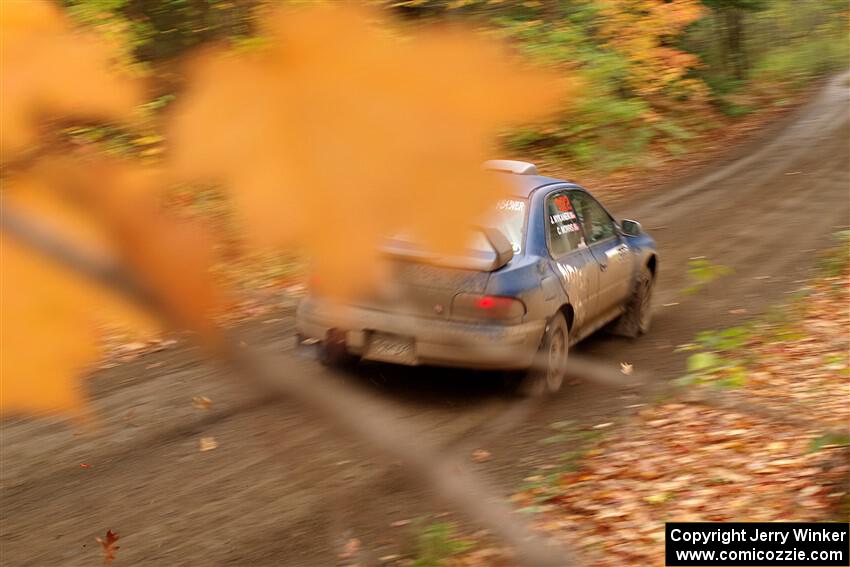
620, 363, 634, 375
644, 493, 670, 504
472, 449, 492, 462
339, 538, 361, 559
199, 436, 218, 452
192, 396, 213, 410
118, 341, 146, 353
79, 463, 91, 469
95, 530, 120, 563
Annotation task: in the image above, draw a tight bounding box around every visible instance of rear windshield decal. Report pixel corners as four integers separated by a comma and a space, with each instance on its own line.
496, 199, 525, 212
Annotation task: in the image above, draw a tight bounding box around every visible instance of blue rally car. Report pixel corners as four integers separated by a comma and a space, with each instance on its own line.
296, 160, 657, 394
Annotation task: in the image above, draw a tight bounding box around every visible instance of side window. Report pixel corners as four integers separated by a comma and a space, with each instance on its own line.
570, 192, 616, 244
545, 191, 584, 256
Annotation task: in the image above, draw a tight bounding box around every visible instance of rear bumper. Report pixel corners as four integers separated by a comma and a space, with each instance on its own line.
295, 298, 545, 370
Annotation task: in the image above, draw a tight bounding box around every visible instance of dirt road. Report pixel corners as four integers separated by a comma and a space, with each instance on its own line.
2, 73, 848, 566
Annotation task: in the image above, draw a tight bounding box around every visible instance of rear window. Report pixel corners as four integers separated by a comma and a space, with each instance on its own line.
482, 198, 527, 254
390, 197, 527, 258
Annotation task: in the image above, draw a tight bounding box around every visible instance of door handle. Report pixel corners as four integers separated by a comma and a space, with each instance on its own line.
606, 244, 629, 259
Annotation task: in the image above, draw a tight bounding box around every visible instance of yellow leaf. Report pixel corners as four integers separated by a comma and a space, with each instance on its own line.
199, 436, 218, 451
134, 135, 165, 146
644, 493, 669, 504
192, 396, 213, 410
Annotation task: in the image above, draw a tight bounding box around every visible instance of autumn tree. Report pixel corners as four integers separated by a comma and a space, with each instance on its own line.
702, 0, 766, 80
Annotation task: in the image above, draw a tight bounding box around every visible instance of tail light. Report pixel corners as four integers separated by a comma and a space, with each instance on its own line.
451, 294, 525, 321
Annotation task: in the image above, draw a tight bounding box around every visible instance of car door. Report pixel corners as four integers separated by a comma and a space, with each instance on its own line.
544, 189, 598, 332
569, 191, 632, 320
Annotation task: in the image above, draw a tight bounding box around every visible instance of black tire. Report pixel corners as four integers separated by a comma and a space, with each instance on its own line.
318, 328, 357, 368
613, 265, 654, 338
518, 312, 569, 397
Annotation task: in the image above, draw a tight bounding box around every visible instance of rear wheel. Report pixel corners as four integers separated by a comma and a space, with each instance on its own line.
519, 312, 569, 397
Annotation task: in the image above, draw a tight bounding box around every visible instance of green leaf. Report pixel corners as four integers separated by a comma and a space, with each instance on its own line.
718, 369, 747, 389
674, 374, 698, 387
809, 432, 850, 452
687, 352, 719, 373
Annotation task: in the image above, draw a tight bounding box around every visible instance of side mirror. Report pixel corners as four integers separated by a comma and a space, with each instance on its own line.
621, 219, 642, 237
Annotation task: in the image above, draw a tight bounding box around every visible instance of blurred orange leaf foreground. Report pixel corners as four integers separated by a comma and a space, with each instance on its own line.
1, 163, 220, 416
0, 0, 138, 159
0, 4, 216, 416
171, 5, 570, 297
0, 2, 144, 417
1, 223, 139, 415
1, 3, 567, 416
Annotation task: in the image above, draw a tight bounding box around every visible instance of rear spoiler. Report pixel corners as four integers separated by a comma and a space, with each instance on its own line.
380, 227, 514, 272
477, 226, 514, 270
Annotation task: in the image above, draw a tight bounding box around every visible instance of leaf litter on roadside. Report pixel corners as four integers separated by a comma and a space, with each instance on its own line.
457, 250, 849, 566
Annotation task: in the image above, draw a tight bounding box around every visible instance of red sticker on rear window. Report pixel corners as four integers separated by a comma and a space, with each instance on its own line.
554, 195, 572, 212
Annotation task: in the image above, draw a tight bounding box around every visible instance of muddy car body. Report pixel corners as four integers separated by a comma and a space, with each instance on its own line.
296, 161, 657, 393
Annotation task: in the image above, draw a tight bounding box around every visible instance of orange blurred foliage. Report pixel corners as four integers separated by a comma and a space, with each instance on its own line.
0, 0, 139, 159
1, 0, 145, 415
170, 4, 571, 298
597, 0, 706, 99
1, 178, 157, 416
1, 236, 101, 414
1, 159, 222, 415
0, 1, 218, 414
60, 161, 224, 340
1, 2, 568, 414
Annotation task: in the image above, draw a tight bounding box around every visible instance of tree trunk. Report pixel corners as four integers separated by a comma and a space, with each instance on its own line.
725, 7, 746, 80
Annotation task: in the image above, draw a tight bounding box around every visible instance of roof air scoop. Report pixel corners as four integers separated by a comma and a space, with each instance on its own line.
483, 160, 538, 175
